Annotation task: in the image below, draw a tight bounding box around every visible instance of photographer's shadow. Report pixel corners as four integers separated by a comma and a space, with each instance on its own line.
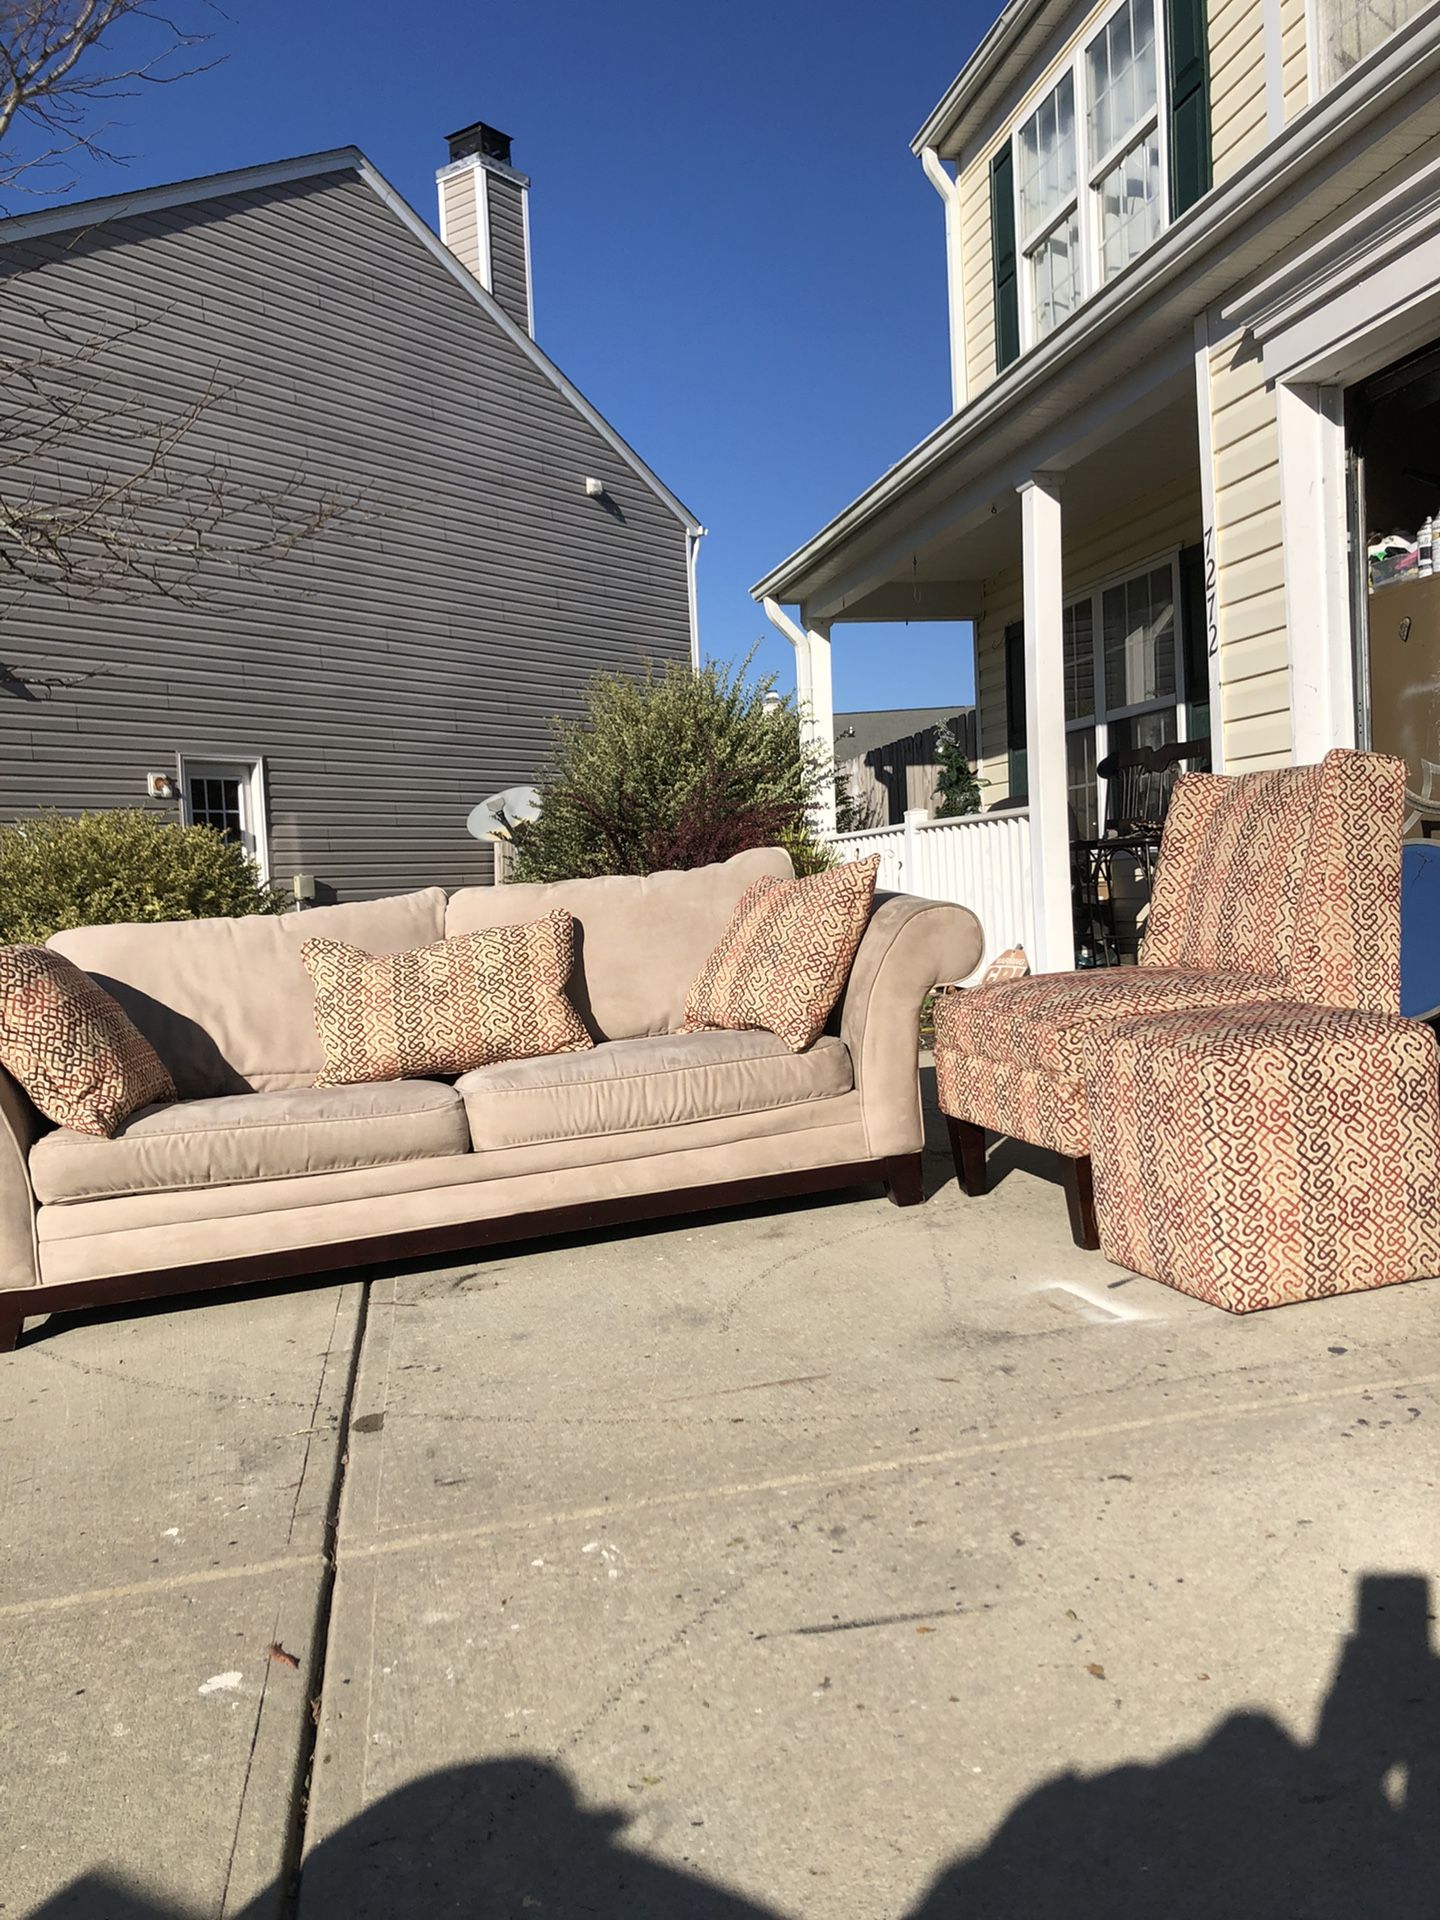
36, 1572, 1440, 1919
911, 1571, 1440, 1919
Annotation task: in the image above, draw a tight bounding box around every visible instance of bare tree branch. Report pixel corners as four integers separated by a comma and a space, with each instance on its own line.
0, 1, 221, 201
0, 5, 355, 617
0, 301, 357, 613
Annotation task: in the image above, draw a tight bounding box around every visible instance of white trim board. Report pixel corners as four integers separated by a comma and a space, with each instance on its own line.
521, 184, 535, 337
435, 151, 531, 192
1238, 146, 1440, 384
1191, 311, 1226, 773
474, 161, 493, 296
0, 147, 701, 536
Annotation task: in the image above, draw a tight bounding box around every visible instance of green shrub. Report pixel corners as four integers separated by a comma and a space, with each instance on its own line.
510, 657, 834, 882
0, 809, 285, 943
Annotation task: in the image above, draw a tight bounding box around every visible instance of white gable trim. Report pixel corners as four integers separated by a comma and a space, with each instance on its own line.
0, 146, 702, 537
474, 161, 493, 294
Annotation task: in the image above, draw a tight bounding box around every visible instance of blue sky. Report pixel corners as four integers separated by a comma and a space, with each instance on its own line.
55, 0, 992, 716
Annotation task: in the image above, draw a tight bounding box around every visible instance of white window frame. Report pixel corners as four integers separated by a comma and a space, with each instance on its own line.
1084, 3, 1169, 293
1015, 71, 1083, 352
1011, 0, 1172, 355
176, 752, 272, 881
1060, 549, 1190, 833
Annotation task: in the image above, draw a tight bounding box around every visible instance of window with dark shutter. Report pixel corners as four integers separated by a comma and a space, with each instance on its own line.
991, 144, 1020, 373
1165, 0, 1212, 215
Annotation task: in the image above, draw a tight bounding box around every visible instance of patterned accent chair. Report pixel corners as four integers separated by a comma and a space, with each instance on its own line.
932, 750, 1405, 1247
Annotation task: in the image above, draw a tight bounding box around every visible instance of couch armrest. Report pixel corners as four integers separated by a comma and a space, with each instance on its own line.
0, 1063, 41, 1293
839, 893, 984, 1159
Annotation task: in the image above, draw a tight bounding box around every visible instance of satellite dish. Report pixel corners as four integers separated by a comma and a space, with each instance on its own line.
466, 785, 542, 842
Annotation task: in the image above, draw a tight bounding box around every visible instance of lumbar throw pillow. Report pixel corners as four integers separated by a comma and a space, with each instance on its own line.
0, 945, 176, 1137
302, 912, 593, 1086
684, 856, 880, 1053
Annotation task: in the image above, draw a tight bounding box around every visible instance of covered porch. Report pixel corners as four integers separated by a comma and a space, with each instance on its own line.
760, 348, 1208, 975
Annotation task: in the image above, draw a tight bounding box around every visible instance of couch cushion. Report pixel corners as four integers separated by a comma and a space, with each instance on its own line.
29, 1079, 469, 1205
444, 849, 794, 1042
457, 1029, 853, 1152
934, 967, 1285, 1083
48, 890, 447, 1098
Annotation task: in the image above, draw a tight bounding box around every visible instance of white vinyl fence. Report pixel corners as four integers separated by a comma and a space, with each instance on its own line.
829, 805, 1034, 984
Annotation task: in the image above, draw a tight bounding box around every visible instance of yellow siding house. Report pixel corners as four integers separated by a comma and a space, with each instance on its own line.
756, 0, 1440, 971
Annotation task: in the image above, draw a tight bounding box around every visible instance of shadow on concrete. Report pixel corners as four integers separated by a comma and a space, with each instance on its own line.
31, 1572, 1440, 1918
267, 1758, 788, 1918
909, 1570, 1440, 1919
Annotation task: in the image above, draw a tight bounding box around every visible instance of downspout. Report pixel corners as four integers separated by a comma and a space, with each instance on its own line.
762, 594, 812, 710
921, 145, 968, 416
685, 526, 706, 669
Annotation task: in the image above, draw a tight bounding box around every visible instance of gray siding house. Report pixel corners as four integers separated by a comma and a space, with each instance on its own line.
0, 125, 700, 899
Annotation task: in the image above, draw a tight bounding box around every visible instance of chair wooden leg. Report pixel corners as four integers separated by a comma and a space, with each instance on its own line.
1061, 1154, 1101, 1251
885, 1153, 925, 1208
946, 1117, 988, 1198
0, 1297, 25, 1352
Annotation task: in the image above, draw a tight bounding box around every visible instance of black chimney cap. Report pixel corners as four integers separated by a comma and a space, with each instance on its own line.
446, 121, 513, 167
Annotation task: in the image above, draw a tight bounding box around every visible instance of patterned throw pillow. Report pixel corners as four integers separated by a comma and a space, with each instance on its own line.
302, 912, 593, 1087
683, 856, 879, 1053
0, 945, 176, 1137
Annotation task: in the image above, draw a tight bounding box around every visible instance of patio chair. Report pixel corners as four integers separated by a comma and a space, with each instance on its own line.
1074, 737, 1212, 965
933, 748, 1405, 1247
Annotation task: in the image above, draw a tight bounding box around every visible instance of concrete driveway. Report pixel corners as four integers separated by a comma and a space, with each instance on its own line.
4, 1101, 1438, 1917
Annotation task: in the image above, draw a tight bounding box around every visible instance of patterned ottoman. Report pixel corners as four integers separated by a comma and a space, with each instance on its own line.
1085, 1003, 1440, 1312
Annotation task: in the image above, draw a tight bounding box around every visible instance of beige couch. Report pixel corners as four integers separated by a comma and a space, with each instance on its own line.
0, 849, 980, 1347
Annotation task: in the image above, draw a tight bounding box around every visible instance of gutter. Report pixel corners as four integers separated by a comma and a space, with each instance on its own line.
754, 8, 1440, 604
911, 0, 1050, 158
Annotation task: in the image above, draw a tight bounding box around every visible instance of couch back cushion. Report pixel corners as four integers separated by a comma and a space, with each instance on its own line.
1140, 765, 1321, 979
48, 890, 446, 1097
444, 849, 795, 1041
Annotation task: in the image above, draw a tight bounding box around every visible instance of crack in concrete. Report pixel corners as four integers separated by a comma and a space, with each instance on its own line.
336, 1366, 1440, 1566
715, 1216, 891, 1333
30, 1344, 315, 1414
551, 1481, 849, 1765
271, 1280, 373, 1920
0, 1551, 323, 1619
220, 1598, 280, 1916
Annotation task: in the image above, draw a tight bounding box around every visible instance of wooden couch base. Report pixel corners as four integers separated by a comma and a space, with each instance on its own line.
0, 1152, 925, 1351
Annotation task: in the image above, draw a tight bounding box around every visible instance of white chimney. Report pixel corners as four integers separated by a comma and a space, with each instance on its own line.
437, 121, 533, 337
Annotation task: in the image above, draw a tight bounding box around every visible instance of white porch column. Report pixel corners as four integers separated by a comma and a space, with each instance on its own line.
1018, 473, 1075, 973
1276, 381, 1355, 761
761, 596, 836, 836
806, 617, 837, 835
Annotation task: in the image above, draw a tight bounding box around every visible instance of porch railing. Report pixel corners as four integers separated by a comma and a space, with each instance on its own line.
829, 806, 1034, 984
